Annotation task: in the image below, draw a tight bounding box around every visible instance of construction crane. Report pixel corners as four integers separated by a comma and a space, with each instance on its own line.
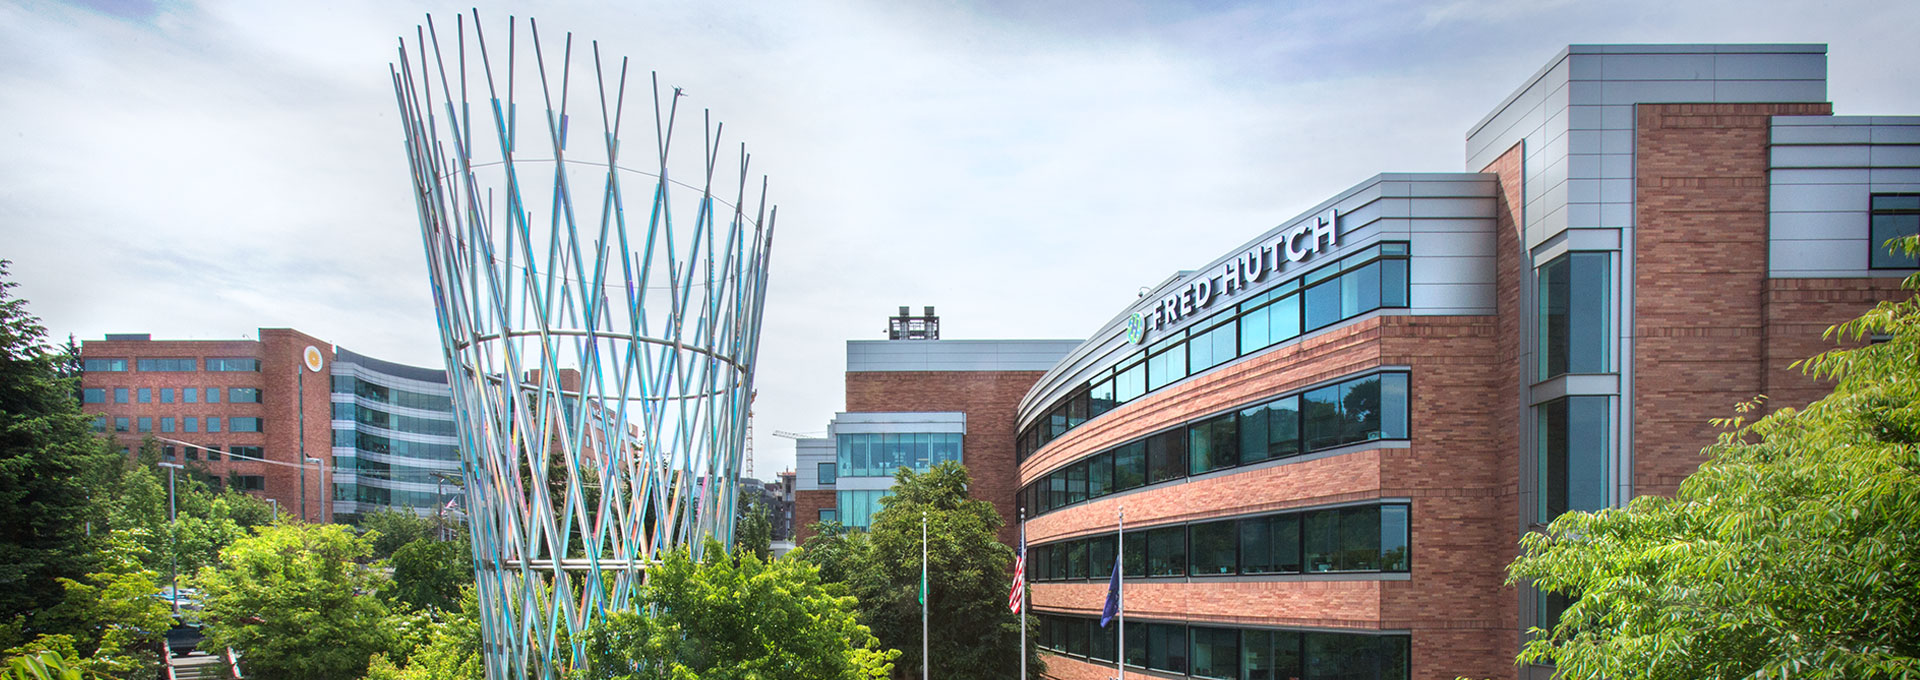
772, 430, 823, 440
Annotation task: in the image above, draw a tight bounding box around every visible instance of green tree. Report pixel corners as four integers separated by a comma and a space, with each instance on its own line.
577, 539, 895, 680
360, 508, 438, 559
388, 536, 471, 614
803, 463, 1042, 680
2, 530, 173, 680
0, 261, 121, 647
734, 495, 772, 563
795, 522, 867, 587
1509, 257, 1920, 678
195, 522, 398, 680
103, 447, 271, 580
364, 588, 483, 680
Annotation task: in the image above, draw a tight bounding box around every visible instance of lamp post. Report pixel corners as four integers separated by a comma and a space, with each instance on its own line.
305, 457, 325, 524
158, 462, 184, 613
266, 498, 279, 522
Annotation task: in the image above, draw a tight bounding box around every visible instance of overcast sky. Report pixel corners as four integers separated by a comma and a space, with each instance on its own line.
4, 0, 1917, 477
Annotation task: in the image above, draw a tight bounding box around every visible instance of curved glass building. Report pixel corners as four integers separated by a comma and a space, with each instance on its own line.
329, 348, 460, 519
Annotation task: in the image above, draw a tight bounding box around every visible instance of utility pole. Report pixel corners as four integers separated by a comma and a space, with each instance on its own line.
922, 511, 929, 680
298, 362, 307, 522
159, 462, 184, 613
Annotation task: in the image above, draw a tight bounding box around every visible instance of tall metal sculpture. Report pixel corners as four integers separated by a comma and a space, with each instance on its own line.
389, 11, 776, 679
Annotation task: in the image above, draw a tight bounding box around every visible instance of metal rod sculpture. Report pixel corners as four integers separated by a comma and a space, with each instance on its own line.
389, 11, 776, 679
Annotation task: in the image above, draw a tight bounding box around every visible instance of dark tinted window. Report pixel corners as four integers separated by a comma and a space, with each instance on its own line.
1189, 411, 1239, 475
1146, 429, 1187, 484
1147, 526, 1186, 577
1189, 520, 1237, 576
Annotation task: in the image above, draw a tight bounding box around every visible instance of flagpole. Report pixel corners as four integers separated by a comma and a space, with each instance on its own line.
1019, 508, 1027, 680
923, 510, 930, 680
1117, 505, 1124, 680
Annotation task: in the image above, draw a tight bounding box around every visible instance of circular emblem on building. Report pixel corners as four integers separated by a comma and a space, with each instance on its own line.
303, 346, 324, 373
1125, 312, 1147, 345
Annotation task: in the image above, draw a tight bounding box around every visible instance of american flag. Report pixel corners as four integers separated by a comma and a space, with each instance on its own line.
1007, 541, 1026, 614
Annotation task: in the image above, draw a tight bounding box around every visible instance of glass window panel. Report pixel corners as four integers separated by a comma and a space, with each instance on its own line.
1189, 520, 1237, 576
1302, 385, 1343, 451
1871, 212, 1920, 269
1066, 540, 1087, 580
1116, 361, 1146, 403
1341, 261, 1380, 318
138, 388, 151, 403
1148, 526, 1186, 577
82, 388, 105, 404
1088, 451, 1113, 498
183, 388, 198, 403
1048, 471, 1067, 512
1381, 505, 1410, 572
1124, 621, 1147, 668
138, 358, 197, 372
1874, 194, 1920, 211
1191, 627, 1240, 680
1032, 542, 1051, 582
1239, 517, 1274, 574
1091, 617, 1118, 662
1304, 280, 1341, 330
114, 387, 128, 403
1268, 293, 1301, 344
1274, 514, 1302, 573
1380, 373, 1408, 440
1049, 407, 1069, 439
1088, 535, 1116, 581
1068, 617, 1089, 656
1148, 343, 1188, 391
83, 358, 128, 372
114, 417, 129, 433
1114, 442, 1147, 491
1051, 544, 1069, 581
1338, 505, 1380, 571
1240, 303, 1271, 354
138, 417, 152, 432
1146, 429, 1187, 484
1539, 396, 1609, 523
817, 462, 836, 485
1068, 391, 1090, 428
1342, 375, 1383, 444
183, 417, 198, 433
1238, 402, 1272, 463
1382, 258, 1410, 307
1539, 252, 1614, 378
1067, 461, 1088, 505
206, 388, 219, 403
1189, 412, 1240, 475
1123, 530, 1147, 578
160, 417, 174, 433
1304, 509, 1339, 573
1150, 623, 1189, 674
1090, 379, 1117, 417
160, 388, 174, 403
207, 417, 220, 432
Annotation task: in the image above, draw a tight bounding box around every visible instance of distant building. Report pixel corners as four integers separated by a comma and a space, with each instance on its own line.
80, 330, 459, 522
792, 307, 1077, 545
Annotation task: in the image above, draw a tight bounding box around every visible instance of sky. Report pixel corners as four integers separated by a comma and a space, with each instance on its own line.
4, 0, 1918, 477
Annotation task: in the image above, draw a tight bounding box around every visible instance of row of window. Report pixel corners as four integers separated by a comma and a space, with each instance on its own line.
1030, 504, 1409, 580
835, 432, 963, 478
83, 387, 262, 405
1019, 243, 1411, 462
97, 416, 262, 434
1035, 613, 1409, 680
332, 430, 461, 461
1020, 372, 1409, 519
83, 358, 260, 372
333, 403, 458, 437
156, 444, 265, 462
331, 376, 454, 412
335, 485, 451, 507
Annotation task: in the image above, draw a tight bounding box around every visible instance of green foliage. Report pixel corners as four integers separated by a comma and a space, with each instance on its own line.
388, 536, 471, 613
103, 448, 271, 579
195, 523, 398, 680
2, 531, 172, 680
733, 495, 773, 563
365, 588, 485, 680
577, 539, 896, 680
798, 463, 1043, 680
1509, 253, 1920, 679
0, 261, 122, 646
359, 509, 439, 559
3, 651, 81, 680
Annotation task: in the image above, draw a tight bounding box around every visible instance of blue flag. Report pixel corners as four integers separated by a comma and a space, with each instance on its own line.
1099, 554, 1121, 627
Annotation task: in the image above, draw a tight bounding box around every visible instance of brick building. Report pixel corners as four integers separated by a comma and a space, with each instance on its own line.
81, 330, 462, 523
792, 310, 1077, 545
1015, 45, 1918, 680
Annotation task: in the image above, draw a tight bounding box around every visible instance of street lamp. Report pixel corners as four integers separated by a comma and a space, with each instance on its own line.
304, 457, 324, 523
265, 498, 279, 522
157, 462, 184, 613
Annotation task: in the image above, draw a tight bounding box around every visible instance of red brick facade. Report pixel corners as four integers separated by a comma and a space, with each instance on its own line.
81, 328, 336, 522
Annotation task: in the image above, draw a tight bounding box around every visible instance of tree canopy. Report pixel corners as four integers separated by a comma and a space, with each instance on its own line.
1509, 260, 1920, 678
195, 522, 400, 680
577, 539, 895, 680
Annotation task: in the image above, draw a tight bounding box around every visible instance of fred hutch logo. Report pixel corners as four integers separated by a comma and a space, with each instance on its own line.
1127, 207, 1339, 345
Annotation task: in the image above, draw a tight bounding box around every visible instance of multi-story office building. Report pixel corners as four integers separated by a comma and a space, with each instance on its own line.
1016, 44, 1917, 680
793, 310, 1078, 544
81, 330, 462, 522
80, 329, 339, 522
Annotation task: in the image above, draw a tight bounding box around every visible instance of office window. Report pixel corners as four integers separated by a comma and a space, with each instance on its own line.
1113, 360, 1146, 403
1089, 378, 1116, 418
207, 417, 221, 433
1148, 623, 1189, 674
1124, 621, 1147, 669
83, 358, 128, 372
1189, 411, 1239, 475
1870, 194, 1920, 269
184, 418, 198, 433
205, 445, 220, 461
1067, 391, 1089, 429
137, 417, 152, 433
1145, 429, 1186, 485
1112, 441, 1146, 491
230, 417, 263, 432
1047, 470, 1066, 512
1304, 274, 1342, 331
1304, 633, 1408, 680
161, 445, 174, 461
138, 388, 152, 404
1090, 615, 1118, 662
1122, 530, 1147, 578
1337, 505, 1381, 571
206, 388, 220, 404
183, 387, 198, 403
137, 358, 196, 372
1088, 535, 1116, 581
1538, 252, 1613, 379
835, 490, 890, 529
1087, 451, 1113, 499
90, 415, 107, 432
816, 462, 836, 485
229, 446, 262, 459
1239, 395, 1300, 463
233, 475, 266, 491
1066, 461, 1088, 505
1538, 396, 1609, 524
205, 358, 260, 372
229, 388, 262, 403
160, 388, 174, 403
1066, 540, 1087, 580
114, 387, 128, 404
114, 417, 129, 433
160, 417, 175, 433
1302, 383, 1341, 450
184, 446, 198, 461
1188, 317, 1238, 374
1381, 505, 1410, 572
1189, 520, 1236, 576
1146, 340, 1188, 392
1147, 526, 1186, 577
1242, 630, 1302, 680
82, 388, 106, 404
818, 508, 836, 523
1239, 513, 1301, 575
1189, 626, 1240, 680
